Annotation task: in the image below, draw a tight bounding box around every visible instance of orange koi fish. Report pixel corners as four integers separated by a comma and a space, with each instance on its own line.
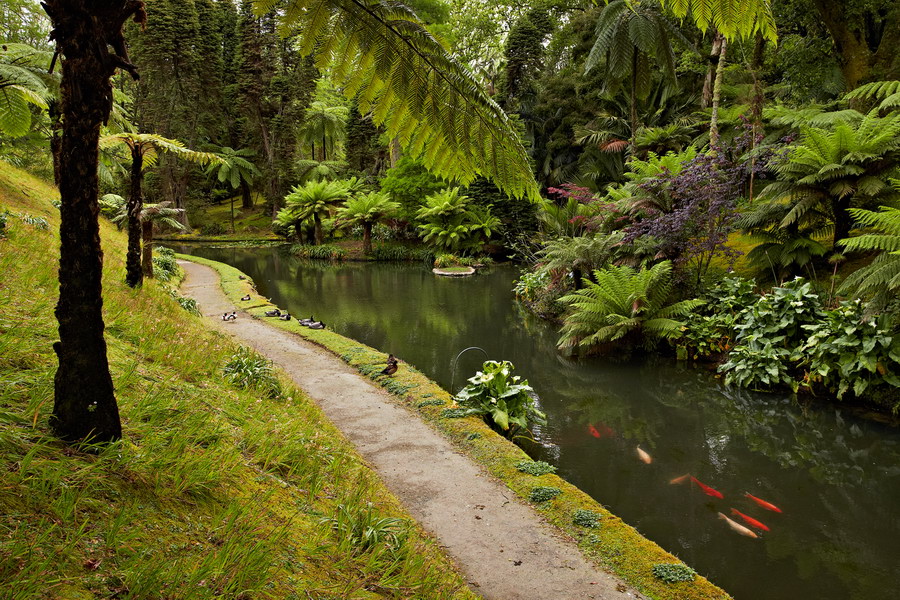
718, 512, 758, 538
669, 474, 690, 485
690, 476, 724, 499
745, 492, 783, 513
730, 508, 770, 532
636, 446, 652, 464
588, 425, 601, 438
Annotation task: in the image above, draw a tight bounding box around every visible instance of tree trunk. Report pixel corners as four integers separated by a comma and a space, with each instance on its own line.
709, 35, 728, 150
701, 34, 724, 109
230, 195, 235, 233
831, 197, 852, 248
572, 267, 583, 290
630, 48, 638, 151
748, 33, 766, 204
240, 178, 253, 209
125, 145, 144, 287
390, 137, 401, 168
363, 222, 372, 254
314, 212, 323, 245
141, 219, 154, 277
45, 0, 145, 443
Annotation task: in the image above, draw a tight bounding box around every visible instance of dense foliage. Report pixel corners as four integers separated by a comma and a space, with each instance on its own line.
454, 360, 546, 439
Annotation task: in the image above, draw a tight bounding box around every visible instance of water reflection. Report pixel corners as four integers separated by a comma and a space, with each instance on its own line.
180, 245, 900, 600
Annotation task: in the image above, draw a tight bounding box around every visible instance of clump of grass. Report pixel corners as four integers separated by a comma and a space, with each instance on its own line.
573, 509, 602, 528
223, 346, 282, 399
369, 244, 434, 262
466, 432, 481, 441
529, 486, 562, 503
441, 407, 469, 419
291, 243, 346, 260
18, 213, 49, 230
653, 563, 697, 584
168, 288, 200, 315
152, 246, 179, 282
417, 398, 445, 408
515, 460, 557, 476
382, 379, 414, 395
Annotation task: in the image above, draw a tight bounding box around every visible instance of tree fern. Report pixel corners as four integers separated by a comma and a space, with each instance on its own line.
844, 80, 900, 113
838, 202, 900, 308
257, 0, 538, 201
656, 0, 776, 42
0, 43, 54, 137
558, 260, 703, 351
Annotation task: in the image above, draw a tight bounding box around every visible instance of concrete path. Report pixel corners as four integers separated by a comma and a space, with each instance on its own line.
180, 260, 643, 600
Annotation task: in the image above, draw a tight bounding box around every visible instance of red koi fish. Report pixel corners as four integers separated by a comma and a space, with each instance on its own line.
718, 512, 758, 538
690, 476, 724, 499
669, 474, 690, 485
636, 446, 652, 464
745, 492, 783, 513
730, 508, 770, 532
588, 424, 601, 438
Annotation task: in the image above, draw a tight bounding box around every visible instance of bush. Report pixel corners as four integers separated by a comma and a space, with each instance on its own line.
223, 346, 283, 399
677, 276, 757, 360
513, 270, 550, 303
152, 247, 179, 282
200, 222, 227, 236
454, 360, 546, 439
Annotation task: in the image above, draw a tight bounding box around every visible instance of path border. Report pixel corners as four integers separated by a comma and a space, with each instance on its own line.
178, 253, 731, 600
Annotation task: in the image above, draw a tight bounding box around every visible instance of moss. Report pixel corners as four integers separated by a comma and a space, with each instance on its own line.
181, 251, 734, 600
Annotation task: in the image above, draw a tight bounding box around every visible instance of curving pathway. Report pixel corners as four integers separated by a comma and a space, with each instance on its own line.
179, 259, 644, 600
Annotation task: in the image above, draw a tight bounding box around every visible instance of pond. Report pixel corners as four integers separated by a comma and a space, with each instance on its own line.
180, 245, 900, 600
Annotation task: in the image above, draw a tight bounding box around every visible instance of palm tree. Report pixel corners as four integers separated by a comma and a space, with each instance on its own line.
100, 194, 185, 277
558, 260, 703, 351
756, 110, 900, 249
584, 0, 685, 148
298, 101, 348, 161
279, 179, 351, 245
100, 132, 221, 287
205, 145, 261, 232
337, 191, 400, 253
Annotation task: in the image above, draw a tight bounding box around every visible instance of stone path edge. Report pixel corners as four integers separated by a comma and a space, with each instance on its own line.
177, 253, 731, 600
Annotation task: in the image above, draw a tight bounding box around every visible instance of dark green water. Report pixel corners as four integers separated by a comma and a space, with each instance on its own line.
182, 245, 900, 600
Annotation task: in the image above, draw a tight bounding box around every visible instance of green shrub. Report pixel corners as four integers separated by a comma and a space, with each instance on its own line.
369, 243, 434, 262
152, 247, 179, 282
223, 347, 282, 399
529, 486, 562, 502
652, 563, 697, 584
200, 222, 227, 236
515, 460, 556, 476
513, 270, 550, 303
572, 509, 602, 528
454, 360, 546, 439
677, 276, 757, 360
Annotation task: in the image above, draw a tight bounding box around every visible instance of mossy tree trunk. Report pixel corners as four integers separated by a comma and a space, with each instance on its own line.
314, 212, 323, 245
240, 178, 253, 209
45, 0, 145, 443
126, 144, 144, 287
363, 221, 372, 254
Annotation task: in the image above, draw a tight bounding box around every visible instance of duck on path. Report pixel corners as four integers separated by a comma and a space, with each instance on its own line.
222, 312, 237, 321
241, 294, 251, 301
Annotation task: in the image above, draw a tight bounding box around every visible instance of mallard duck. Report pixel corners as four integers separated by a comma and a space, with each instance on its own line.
222, 312, 237, 321
238, 275, 246, 280
380, 361, 398, 376
308, 321, 325, 329
264, 309, 281, 317
241, 294, 251, 301
298, 315, 315, 326
279, 313, 291, 321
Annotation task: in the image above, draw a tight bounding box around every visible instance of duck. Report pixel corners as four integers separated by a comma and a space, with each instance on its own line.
380, 361, 398, 376
264, 309, 281, 317
240, 294, 251, 301
298, 315, 315, 326
279, 313, 292, 321
238, 275, 246, 280
222, 312, 237, 321
308, 321, 325, 330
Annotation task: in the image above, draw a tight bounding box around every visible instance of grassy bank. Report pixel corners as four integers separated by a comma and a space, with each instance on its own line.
183, 255, 732, 600
0, 161, 476, 600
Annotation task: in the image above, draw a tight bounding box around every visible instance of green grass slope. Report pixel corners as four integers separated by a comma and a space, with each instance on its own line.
0, 161, 476, 600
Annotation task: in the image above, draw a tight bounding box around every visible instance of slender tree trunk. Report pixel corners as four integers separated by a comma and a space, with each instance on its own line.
832, 197, 852, 248
230, 195, 235, 233
572, 267, 583, 290
363, 222, 372, 254
45, 0, 145, 443
748, 33, 766, 204
141, 220, 154, 277
630, 48, 638, 151
125, 145, 144, 287
709, 36, 728, 150
240, 178, 253, 209
390, 137, 401, 167
701, 34, 724, 109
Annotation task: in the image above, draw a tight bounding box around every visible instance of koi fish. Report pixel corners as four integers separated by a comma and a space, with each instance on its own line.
636, 446, 652, 464
730, 508, 770, 532
718, 512, 758, 538
690, 476, 724, 499
588, 425, 601, 438
669, 474, 690, 485
745, 492, 783, 513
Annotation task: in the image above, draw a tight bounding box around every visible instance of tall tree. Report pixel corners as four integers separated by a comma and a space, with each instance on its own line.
42, 0, 146, 443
